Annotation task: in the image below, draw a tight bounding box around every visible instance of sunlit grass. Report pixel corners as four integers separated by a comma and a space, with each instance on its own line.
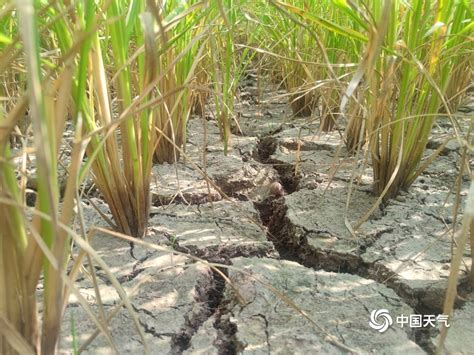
346, 0, 472, 200
1, 1, 82, 352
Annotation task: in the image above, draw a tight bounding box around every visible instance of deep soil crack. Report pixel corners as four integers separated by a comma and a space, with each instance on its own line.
253, 133, 464, 354
253, 192, 443, 354
170, 266, 227, 354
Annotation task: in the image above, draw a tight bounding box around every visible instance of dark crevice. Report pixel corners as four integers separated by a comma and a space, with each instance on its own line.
116, 252, 154, 284
253, 313, 271, 353
213, 305, 242, 354
172, 242, 275, 263
257, 136, 301, 194
152, 191, 223, 207
413, 327, 437, 354
270, 163, 301, 193
132, 304, 175, 340
132, 303, 178, 339
170, 266, 228, 354
141, 323, 174, 340
117, 267, 144, 283
171, 258, 244, 354
257, 136, 278, 162
164, 231, 259, 355
209, 267, 246, 355
91, 251, 155, 285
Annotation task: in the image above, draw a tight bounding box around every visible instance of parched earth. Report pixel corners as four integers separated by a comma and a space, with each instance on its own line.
59, 77, 473, 354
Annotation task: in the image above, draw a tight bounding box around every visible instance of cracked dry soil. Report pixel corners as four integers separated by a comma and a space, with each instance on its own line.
59, 77, 473, 354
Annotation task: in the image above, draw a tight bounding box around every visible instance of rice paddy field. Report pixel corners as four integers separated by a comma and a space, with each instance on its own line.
0, 0, 473, 354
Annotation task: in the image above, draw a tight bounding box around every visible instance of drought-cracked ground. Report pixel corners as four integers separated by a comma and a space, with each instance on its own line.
59, 76, 473, 354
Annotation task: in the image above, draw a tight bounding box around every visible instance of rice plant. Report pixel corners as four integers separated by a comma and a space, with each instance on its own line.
152, 0, 208, 163
0, 1, 84, 352
344, 0, 473, 200
208, 0, 255, 153
249, 0, 364, 130
41, 0, 212, 238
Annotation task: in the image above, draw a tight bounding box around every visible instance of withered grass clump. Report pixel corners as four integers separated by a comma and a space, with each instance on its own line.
344, 0, 472, 200
1, 2, 87, 352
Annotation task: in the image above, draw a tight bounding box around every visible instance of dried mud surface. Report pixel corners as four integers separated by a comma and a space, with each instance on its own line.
60, 77, 473, 354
